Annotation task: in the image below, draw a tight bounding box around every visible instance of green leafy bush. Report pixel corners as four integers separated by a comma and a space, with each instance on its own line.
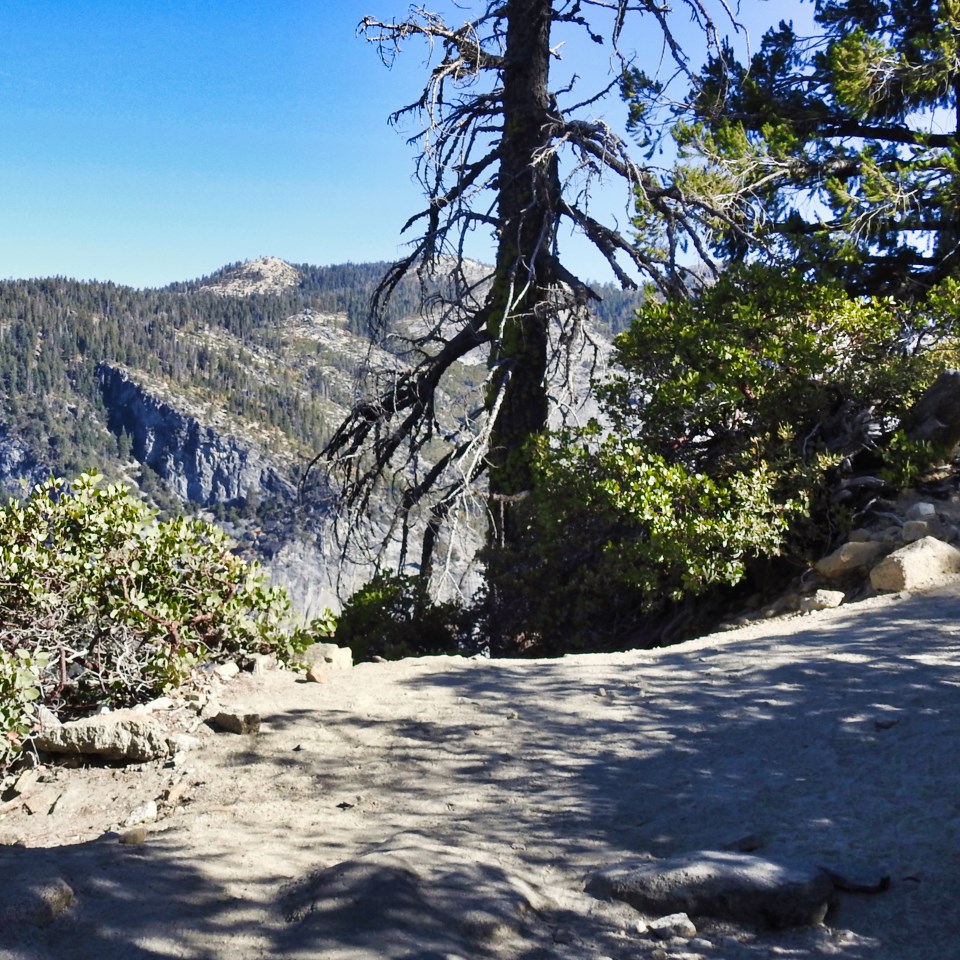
527, 429, 800, 647
0, 472, 312, 740
335, 573, 470, 662
0, 648, 48, 767
522, 267, 960, 650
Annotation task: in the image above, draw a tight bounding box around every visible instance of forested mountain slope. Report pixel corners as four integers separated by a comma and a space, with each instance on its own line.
0, 256, 633, 617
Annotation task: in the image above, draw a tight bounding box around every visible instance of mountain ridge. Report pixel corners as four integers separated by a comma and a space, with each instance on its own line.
0, 256, 632, 617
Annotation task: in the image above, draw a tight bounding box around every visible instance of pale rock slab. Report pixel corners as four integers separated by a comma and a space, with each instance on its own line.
870, 536, 960, 592
648, 912, 697, 939
587, 851, 834, 928
32, 711, 170, 762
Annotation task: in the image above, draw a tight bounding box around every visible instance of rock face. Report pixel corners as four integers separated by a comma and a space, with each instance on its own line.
903, 369, 960, 456
97, 363, 294, 508
587, 851, 835, 928
0, 424, 49, 497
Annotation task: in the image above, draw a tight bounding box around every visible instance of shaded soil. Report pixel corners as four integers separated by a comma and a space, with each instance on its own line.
2, 582, 959, 959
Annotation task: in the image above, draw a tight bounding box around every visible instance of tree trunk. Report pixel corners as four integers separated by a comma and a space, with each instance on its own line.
483, 0, 560, 648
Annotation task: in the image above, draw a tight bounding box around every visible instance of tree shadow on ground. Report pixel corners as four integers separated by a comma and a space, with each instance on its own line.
3, 589, 958, 958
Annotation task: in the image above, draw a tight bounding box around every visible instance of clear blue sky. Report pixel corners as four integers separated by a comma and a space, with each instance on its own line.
0, 1, 800, 288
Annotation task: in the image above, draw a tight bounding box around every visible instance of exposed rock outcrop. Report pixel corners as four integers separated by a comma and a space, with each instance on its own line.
903, 369, 960, 457
97, 363, 294, 508
0, 424, 50, 498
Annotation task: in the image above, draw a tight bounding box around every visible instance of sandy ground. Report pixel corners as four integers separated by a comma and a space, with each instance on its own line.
2, 582, 959, 959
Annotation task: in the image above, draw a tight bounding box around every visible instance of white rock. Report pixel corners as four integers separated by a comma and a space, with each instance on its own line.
302, 642, 353, 671
135, 696, 175, 713
648, 912, 697, 939
799, 590, 845, 613
870, 536, 960, 592
213, 661, 241, 681
124, 799, 158, 826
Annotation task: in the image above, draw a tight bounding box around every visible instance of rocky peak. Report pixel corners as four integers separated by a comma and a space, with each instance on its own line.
200, 257, 301, 298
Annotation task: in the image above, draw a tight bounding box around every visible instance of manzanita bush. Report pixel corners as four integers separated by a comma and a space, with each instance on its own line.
522, 267, 960, 650
0, 472, 319, 764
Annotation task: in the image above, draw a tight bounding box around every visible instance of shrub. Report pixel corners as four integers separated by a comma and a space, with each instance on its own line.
520, 267, 960, 650
334, 572, 470, 662
0, 648, 47, 767
0, 472, 312, 742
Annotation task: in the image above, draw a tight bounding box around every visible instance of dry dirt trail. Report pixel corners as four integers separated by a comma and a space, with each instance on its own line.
2, 583, 959, 959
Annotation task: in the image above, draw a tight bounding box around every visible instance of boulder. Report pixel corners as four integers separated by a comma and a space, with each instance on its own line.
302, 642, 353, 671
901, 519, 931, 543
0, 876, 74, 926
799, 590, 845, 613
212, 711, 261, 735
905, 502, 938, 521
278, 839, 538, 956
32, 711, 170, 763
870, 536, 960, 592
647, 911, 697, 939
586, 851, 835, 928
814, 541, 888, 580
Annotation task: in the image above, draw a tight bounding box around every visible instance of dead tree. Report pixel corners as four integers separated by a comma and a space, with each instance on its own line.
312, 0, 738, 648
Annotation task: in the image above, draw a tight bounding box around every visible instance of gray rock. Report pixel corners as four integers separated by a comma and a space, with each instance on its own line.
905, 501, 937, 521
870, 536, 960, 592
814, 541, 888, 580
165, 732, 201, 754
901, 519, 931, 542
587, 851, 834, 928
212, 711, 261, 735
34, 705, 61, 732
250, 653, 279, 675
278, 838, 539, 955
32, 711, 170, 762
902, 368, 960, 456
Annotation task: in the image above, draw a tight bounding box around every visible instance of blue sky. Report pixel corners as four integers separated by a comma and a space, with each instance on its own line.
0, 1, 801, 288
